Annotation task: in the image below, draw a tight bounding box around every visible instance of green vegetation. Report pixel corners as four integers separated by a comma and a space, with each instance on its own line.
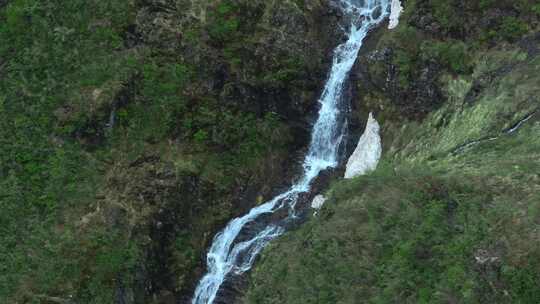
383, 25, 423, 87
421, 40, 471, 74
0, 0, 139, 301
244, 51, 540, 303
245, 154, 540, 303
0, 0, 310, 302
1, 0, 538, 303
244, 1, 540, 302
533, 4, 540, 16
499, 17, 529, 42
370, 0, 538, 99
207, 1, 240, 44
425, 0, 537, 41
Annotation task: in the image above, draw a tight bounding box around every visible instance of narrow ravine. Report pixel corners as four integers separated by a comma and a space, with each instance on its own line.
191, 1, 391, 303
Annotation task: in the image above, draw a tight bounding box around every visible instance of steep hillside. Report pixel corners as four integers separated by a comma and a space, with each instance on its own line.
0, 0, 343, 303
244, 1, 540, 303
1, 0, 539, 303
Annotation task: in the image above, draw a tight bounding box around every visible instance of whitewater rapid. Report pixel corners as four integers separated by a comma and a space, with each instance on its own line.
191, 1, 391, 303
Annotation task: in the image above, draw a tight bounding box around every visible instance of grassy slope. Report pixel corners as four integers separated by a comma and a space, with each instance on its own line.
0, 0, 320, 302
243, 2, 540, 303
244, 53, 540, 304
0, 1, 140, 302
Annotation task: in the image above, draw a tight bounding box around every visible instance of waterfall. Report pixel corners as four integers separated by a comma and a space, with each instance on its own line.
191, 1, 390, 303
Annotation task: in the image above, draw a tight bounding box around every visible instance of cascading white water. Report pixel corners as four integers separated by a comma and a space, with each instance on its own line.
191, 1, 390, 303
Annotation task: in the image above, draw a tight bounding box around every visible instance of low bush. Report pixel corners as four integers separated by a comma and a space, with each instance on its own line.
499, 17, 529, 42
421, 40, 472, 74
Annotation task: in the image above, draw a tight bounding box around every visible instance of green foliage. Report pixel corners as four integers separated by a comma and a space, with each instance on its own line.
245, 48, 540, 304
223, 44, 243, 67
113, 61, 190, 142
0, 0, 336, 302
377, 0, 537, 103
386, 27, 470, 88
533, 4, 540, 16
207, 1, 240, 43
415, 0, 538, 43
261, 56, 306, 86
393, 49, 417, 87
421, 40, 471, 74
3, 0, 535, 302
429, 0, 464, 33
245, 163, 540, 303
258, 0, 540, 301
193, 129, 209, 143
499, 17, 529, 42
478, 0, 497, 10
0, 0, 142, 302
384, 25, 423, 87
187, 105, 287, 167
394, 26, 422, 54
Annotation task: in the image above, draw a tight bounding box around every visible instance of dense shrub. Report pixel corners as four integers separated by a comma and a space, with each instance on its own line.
499, 17, 529, 42
245, 163, 540, 303
207, 1, 240, 44
421, 40, 471, 74
418, 0, 538, 42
